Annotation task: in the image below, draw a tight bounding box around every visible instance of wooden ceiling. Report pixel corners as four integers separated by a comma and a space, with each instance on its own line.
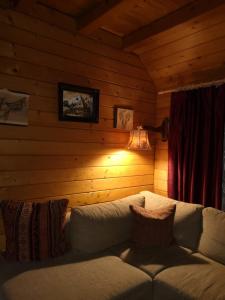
138, 2, 225, 92
4, 0, 225, 92
37, 0, 192, 36
93, 0, 191, 37
38, 0, 103, 17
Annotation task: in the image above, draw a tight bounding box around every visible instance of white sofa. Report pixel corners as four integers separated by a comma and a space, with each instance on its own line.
0, 191, 225, 300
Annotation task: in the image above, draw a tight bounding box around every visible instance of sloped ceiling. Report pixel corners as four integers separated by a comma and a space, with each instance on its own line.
11, 0, 225, 92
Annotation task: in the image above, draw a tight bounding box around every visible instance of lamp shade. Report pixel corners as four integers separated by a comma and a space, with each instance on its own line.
127, 126, 151, 150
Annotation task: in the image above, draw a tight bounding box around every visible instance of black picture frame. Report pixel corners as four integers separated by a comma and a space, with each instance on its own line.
58, 83, 99, 123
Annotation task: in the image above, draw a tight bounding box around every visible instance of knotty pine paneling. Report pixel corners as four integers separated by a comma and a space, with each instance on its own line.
0, 8, 156, 249
154, 93, 171, 197
138, 4, 225, 92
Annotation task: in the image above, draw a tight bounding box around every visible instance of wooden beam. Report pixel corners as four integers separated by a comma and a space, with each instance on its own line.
123, 0, 225, 50
77, 0, 124, 35
16, 0, 123, 49
0, 0, 19, 9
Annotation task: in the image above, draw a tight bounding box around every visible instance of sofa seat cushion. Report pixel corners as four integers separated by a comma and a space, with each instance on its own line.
0, 249, 117, 288
154, 252, 225, 300
199, 207, 225, 265
110, 242, 192, 278
140, 191, 204, 250
1, 256, 152, 300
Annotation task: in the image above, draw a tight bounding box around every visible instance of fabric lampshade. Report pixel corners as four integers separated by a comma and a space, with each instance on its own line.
128, 126, 151, 150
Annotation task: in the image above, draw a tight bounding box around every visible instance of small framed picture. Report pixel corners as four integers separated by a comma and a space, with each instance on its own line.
0, 89, 29, 126
114, 107, 134, 130
58, 83, 99, 123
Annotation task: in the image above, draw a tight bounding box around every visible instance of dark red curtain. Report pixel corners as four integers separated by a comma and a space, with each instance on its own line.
168, 84, 225, 209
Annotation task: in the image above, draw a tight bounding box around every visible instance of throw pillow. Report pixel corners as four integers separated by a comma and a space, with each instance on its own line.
130, 204, 176, 248
1, 198, 68, 261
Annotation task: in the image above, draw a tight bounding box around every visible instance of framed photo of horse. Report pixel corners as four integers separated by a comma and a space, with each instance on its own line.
58, 83, 99, 123
0, 89, 29, 126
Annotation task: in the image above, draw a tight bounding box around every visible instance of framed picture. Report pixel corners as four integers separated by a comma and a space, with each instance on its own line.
0, 89, 29, 126
114, 107, 134, 130
58, 83, 99, 123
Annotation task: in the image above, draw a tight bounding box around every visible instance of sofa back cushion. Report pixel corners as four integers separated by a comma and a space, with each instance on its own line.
198, 207, 225, 265
140, 191, 203, 250
70, 194, 145, 254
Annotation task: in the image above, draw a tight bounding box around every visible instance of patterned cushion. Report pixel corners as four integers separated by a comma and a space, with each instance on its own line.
0, 199, 68, 261
130, 204, 176, 248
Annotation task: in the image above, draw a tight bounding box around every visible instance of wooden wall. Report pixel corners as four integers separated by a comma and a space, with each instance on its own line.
138, 4, 225, 93
0, 8, 156, 249
154, 93, 171, 197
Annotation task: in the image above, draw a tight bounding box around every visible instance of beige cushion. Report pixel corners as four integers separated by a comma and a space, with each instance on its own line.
111, 242, 192, 278
154, 252, 225, 300
1, 256, 152, 300
198, 207, 225, 265
140, 191, 203, 250
70, 194, 145, 254
0, 251, 81, 287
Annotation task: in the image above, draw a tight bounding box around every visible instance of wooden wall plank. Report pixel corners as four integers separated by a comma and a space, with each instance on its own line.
0, 165, 154, 187
142, 22, 225, 66
0, 174, 154, 201
154, 93, 170, 196
134, 4, 225, 55
0, 22, 151, 87
0, 153, 153, 171
123, 0, 225, 50
0, 8, 156, 250
136, 4, 225, 93
0, 8, 143, 67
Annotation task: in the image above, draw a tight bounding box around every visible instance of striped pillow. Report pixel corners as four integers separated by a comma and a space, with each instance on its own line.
1, 199, 68, 261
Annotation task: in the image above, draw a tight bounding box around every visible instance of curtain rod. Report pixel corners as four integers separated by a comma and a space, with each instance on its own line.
158, 77, 225, 95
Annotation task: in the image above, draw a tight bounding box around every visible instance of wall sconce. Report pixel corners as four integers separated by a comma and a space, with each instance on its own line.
127, 118, 169, 151
128, 126, 151, 151
144, 117, 169, 142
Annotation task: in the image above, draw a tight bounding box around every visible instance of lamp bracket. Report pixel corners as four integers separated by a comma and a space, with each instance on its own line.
144, 117, 169, 142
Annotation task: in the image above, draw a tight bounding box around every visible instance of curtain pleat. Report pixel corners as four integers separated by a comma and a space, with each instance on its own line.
222, 127, 225, 211
168, 84, 225, 209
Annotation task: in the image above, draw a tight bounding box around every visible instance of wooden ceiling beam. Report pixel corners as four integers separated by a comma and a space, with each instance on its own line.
123, 0, 225, 50
77, 0, 125, 35
0, 0, 19, 9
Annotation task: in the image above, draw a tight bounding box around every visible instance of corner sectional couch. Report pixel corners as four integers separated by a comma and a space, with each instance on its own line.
0, 191, 225, 300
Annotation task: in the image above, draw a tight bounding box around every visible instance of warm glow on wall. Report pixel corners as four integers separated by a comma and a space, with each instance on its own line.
128, 126, 151, 151
110, 150, 129, 161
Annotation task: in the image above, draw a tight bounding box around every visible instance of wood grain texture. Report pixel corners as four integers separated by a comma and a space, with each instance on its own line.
123, 0, 225, 50
38, 0, 103, 17
14, 0, 225, 97
0, 8, 156, 249
33, 0, 191, 38
77, 0, 125, 35
154, 93, 171, 197
98, 0, 191, 37
138, 3, 225, 92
